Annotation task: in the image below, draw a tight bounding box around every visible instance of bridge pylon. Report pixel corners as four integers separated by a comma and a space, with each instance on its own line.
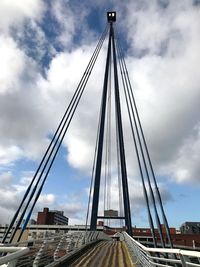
90, 12, 132, 236
2, 12, 173, 249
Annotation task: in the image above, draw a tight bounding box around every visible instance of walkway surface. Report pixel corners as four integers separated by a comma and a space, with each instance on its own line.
68, 240, 135, 267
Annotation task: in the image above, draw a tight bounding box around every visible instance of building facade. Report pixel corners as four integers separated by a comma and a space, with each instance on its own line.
180, 222, 200, 234
0, 224, 103, 242
37, 208, 68, 225
104, 209, 118, 217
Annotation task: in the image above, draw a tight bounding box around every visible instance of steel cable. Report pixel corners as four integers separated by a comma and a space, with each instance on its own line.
115, 32, 157, 247
116, 27, 172, 247
5, 25, 108, 243
111, 23, 132, 235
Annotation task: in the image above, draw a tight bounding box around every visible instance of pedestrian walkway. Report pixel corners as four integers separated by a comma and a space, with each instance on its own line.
68, 240, 135, 267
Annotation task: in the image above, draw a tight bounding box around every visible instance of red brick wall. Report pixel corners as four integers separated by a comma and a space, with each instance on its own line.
37, 208, 55, 225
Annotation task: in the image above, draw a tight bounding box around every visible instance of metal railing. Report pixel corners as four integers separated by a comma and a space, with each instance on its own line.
0, 246, 29, 267
4, 231, 200, 266
0, 230, 111, 267
122, 231, 200, 267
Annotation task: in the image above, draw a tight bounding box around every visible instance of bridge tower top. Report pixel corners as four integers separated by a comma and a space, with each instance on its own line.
107, 11, 116, 22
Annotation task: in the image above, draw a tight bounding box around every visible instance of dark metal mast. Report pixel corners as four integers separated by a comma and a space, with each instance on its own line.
111, 22, 132, 235
90, 12, 132, 236
90, 20, 112, 230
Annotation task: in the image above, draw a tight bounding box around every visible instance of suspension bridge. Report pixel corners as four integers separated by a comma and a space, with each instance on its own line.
1, 12, 200, 267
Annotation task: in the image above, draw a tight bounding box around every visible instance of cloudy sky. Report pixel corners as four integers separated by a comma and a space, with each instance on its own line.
0, 0, 200, 229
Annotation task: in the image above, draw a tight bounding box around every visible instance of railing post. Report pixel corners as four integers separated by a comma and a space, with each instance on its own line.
54, 236, 65, 261
7, 259, 18, 267
81, 232, 87, 245
89, 231, 94, 242
33, 241, 46, 267
179, 254, 190, 267
66, 234, 76, 253
75, 232, 82, 248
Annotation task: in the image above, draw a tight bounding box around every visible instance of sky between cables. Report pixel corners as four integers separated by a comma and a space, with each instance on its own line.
0, 0, 200, 227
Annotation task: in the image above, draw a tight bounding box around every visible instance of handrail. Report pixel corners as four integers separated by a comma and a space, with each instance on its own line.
124, 232, 200, 255
0, 231, 112, 267
122, 232, 200, 267
0, 246, 29, 265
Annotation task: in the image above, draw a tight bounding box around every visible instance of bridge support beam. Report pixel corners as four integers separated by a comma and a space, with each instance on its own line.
90, 23, 112, 231
90, 20, 132, 236
111, 23, 132, 236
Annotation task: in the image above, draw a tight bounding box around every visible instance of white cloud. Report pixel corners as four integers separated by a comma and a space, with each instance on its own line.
0, 170, 87, 225
0, 0, 45, 33
0, 145, 23, 165
0, 171, 12, 186
52, 0, 76, 48
35, 0, 200, 187
0, 171, 58, 224
0, 35, 52, 161
0, 0, 200, 226
39, 44, 107, 171
58, 203, 83, 218
0, 172, 22, 223
51, 0, 91, 49
0, 36, 26, 94
118, 0, 200, 184
38, 194, 56, 205
171, 124, 200, 183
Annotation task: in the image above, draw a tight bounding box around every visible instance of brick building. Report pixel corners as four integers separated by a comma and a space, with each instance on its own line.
133, 224, 176, 235
37, 208, 68, 225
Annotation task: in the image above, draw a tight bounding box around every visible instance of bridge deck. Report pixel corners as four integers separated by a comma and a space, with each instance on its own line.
68, 240, 135, 267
